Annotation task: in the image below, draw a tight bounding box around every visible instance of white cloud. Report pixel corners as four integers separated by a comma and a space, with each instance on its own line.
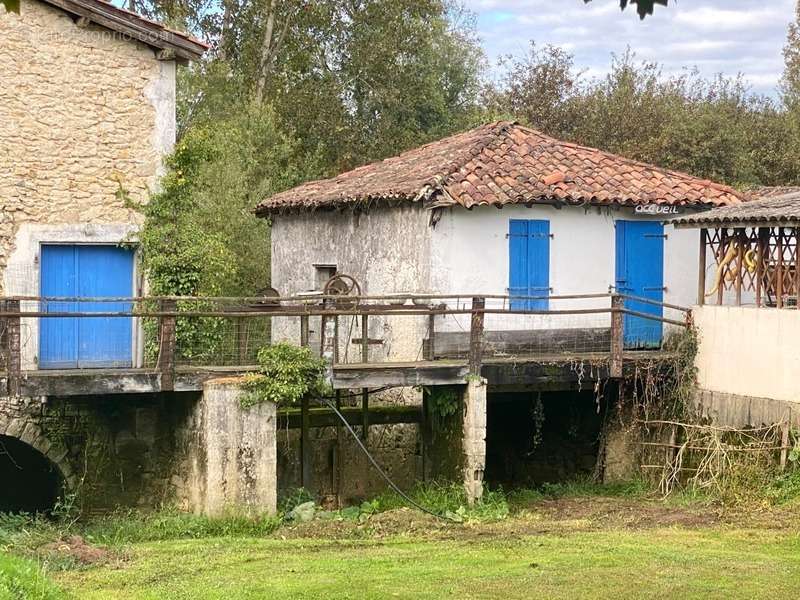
465, 0, 795, 96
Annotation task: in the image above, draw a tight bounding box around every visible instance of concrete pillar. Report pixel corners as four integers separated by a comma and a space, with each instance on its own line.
462, 377, 487, 505
192, 378, 277, 516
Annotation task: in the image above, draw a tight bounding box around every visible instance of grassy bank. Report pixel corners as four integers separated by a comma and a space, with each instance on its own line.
0, 553, 65, 600
53, 527, 800, 599
3, 478, 800, 599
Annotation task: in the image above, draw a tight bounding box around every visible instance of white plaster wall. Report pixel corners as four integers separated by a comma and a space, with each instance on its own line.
429, 204, 699, 332
270, 205, 432, 363
694, 305, 800, 405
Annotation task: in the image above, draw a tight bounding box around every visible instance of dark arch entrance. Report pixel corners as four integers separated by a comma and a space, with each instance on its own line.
0, 435, 64, 514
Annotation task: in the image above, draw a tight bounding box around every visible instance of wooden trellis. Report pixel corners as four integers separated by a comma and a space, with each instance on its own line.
701, 227, 800, 308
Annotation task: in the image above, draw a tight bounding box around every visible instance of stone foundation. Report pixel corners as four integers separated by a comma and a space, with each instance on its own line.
462, 378, 487, 504
180, 379, 277, 516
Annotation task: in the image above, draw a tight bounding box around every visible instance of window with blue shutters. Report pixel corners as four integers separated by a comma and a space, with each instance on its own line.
508, 219, 551, 310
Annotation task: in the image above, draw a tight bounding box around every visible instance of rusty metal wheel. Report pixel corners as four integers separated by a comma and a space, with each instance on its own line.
323, 274, 361, 307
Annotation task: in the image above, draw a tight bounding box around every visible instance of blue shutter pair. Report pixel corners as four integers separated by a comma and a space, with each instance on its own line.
509, 219, 550, 310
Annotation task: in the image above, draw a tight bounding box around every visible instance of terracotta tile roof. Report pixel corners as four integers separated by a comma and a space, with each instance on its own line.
38, 0, 208, 61
672, 190, 800, 228
256, 121, 742, 215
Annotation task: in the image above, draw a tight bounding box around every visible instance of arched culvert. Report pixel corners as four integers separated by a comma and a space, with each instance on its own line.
0, 434, 65, 514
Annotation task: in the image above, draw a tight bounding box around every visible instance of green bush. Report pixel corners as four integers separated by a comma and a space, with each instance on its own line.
240, 342, 329, 408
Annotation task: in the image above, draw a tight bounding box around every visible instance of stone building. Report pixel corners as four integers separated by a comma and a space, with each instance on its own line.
0, 0, 219, 513
258, 121, 743, 499
1, 0, 205, 369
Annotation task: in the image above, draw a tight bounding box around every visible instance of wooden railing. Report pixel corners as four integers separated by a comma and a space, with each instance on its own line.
0, 293, 690, 396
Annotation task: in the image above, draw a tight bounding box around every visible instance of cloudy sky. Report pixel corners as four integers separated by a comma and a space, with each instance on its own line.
464, 0, 796, 96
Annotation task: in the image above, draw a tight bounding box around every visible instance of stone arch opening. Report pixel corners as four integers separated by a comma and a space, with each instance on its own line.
0, 435, 65, 514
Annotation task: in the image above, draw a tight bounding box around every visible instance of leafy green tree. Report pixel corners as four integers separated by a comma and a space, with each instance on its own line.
489, 46, 800, 188
139, 103, 310, 298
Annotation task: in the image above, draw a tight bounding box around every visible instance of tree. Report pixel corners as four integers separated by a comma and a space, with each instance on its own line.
488, 47, 800, 187
782, 1, 800, 109
584, 0, 668, 20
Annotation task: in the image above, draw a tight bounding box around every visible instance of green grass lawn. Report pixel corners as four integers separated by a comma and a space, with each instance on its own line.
6, 483, 800, 600
0, 553, 65, 600
53, 526, 800, 599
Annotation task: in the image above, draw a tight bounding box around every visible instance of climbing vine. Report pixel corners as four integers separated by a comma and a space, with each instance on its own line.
240, 342, 329, 408
424, 386, 461, 427
628, 325, 699, 423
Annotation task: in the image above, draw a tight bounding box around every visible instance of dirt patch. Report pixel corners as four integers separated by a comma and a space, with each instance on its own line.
279, 508, 454, 540
276, 496, 800, 542
40, 535, 111, 565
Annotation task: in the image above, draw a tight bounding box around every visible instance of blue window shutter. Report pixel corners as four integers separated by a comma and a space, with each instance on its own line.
509, 219, 550, 310
509, 220, 528, 310
527, 220, 550, 310
40, 245, 79, 368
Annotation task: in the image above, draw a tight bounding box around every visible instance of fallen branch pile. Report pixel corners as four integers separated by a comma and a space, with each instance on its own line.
639, 419, 792, 496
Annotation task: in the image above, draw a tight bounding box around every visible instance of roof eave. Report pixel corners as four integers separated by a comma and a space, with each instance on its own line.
672, 219, 800, 229
41, 0, 208, 61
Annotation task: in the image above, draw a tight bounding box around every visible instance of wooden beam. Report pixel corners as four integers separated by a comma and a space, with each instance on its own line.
278, 405, 422, 429
610, 294, 624, 378
41, 0, 206, 61
157, 299, 177, 392
425, 313, 435, 361
301, 396, 311, 489
427, 328, 611, 359
468, 296, 485, 376
300, 314, 309, 348
698, 228, 707, 306
361, 314, 369, 440
333, 362, 469, 389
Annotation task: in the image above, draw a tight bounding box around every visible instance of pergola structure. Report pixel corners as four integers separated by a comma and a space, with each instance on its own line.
672, 191, 800, 308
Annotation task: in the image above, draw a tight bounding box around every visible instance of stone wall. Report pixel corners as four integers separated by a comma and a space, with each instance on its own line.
177, 379, 277, 516
0, 0, 175, 288
0, 393, 197, 511
276, 423, 422, 506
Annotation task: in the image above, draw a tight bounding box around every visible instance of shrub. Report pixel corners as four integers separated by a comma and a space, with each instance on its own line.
240, 342, 329, 408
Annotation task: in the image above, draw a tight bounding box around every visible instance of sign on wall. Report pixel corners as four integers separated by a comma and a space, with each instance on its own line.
634, 205, 682, 215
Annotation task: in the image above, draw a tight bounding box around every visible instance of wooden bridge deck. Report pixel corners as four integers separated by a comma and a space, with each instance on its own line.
332, 350, 673, 390
13, 350, 674, 397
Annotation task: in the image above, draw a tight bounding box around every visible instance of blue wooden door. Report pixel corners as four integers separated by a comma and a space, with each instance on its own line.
615, 221, 664, 349
40, 245, 134, 369
509, 219, 550, 310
